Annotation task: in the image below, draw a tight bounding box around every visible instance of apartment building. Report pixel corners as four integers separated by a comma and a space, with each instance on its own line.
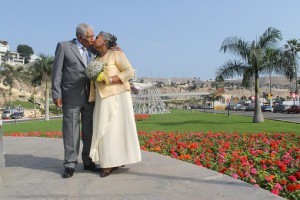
0, 40, 25, 66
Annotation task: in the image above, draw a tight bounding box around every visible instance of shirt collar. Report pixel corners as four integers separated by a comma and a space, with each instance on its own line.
75, 39, 84, 49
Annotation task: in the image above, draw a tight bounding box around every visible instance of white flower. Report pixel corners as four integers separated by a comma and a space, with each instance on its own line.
85, 60, 106, 81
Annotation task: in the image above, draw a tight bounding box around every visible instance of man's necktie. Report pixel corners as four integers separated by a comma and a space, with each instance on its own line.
82, 47, 88, 67
82, 47, 90, 96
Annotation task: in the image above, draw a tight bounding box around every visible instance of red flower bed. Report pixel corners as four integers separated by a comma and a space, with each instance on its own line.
138, 131, 300, 200
4, 132, 63, 138
134, 114, 150, 121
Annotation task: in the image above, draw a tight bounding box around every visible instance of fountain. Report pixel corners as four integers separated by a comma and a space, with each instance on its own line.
131, 83, 169, 114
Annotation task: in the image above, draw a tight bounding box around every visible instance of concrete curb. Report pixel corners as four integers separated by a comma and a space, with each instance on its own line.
0, 158, 3, 186
0, 120, 4, 185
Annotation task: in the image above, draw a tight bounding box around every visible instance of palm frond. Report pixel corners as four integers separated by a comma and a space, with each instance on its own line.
220, 37, 250, 60
258, 27, 282, 49
216, 60, 249, 80
241, 68, 254, 88
284, 39, 300, 52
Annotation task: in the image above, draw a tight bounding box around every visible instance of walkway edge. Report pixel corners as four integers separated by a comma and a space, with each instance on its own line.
0, 120, 4, 185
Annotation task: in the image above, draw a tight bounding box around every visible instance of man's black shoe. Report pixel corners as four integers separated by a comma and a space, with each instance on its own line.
84, 162, 101, 172
62, 167, 74, 178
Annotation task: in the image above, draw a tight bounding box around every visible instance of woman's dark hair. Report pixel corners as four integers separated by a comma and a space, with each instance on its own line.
99, 31, 117, 48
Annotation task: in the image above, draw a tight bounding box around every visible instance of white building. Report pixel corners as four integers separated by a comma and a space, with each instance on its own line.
131, 69, 138, 82
0, 40, 25, 66
0, 40, 9, 52
29, 54, 40, 63
0, 40, 9, 66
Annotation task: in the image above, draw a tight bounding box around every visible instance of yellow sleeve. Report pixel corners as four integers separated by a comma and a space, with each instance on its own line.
114, 51, 134, 83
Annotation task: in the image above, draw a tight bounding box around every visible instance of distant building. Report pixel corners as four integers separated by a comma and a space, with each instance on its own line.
131, 69, 138, 82
6, 51, 25, 65
0, 40, 9, 52
0, 40, 9, 66
0, 40, 25, 66
29, 54, 40, 63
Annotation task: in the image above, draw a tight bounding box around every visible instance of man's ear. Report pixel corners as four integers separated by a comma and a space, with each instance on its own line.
77, 35, 83, 43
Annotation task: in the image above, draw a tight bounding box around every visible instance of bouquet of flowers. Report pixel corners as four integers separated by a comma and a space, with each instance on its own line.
85, 60, 109, 84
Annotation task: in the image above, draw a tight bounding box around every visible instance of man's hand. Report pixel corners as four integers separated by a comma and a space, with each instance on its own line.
53, 98, 62, 109
110, 45, 122, 52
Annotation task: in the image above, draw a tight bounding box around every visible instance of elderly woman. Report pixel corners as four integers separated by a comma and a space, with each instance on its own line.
89, 32, 141, 177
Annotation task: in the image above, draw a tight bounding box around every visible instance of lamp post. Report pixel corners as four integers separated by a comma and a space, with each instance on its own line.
291, 66, 299, 105
295, 69, 299, 105
33, 86, 36, 118
227, 97, 230, 117
45, 88, 49, 121
14, 105, 21, 124
269, 73, 272, 110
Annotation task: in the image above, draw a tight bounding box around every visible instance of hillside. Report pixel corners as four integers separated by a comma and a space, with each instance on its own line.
0, 75, 295, 106
142, 76, 293, 99
0, 76, 46, 105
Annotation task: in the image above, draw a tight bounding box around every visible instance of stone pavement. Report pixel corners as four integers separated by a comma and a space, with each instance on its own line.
0, 137, 284, 200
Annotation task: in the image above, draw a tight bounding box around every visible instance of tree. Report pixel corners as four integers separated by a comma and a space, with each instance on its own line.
29, 53, 54, 120
205, 92, 219, 114
2, 50, 11, 64
217, 27, 294, 123
189, 97, 198, 109
17, 44, 34, 63
29, 54, 53, 90
284, 39, 300, 105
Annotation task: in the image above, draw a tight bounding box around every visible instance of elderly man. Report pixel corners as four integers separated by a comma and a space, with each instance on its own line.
52, 23, 99, 178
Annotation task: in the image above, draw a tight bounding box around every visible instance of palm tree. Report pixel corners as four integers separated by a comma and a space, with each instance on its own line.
29, 53, 54, 121
208, 92, 218, 114
284, 39, 300, 105
216, 27, 294, 123
264, 48, 282, 109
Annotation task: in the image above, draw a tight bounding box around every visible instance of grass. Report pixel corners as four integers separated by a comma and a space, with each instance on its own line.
2, 109, 299, 134
136, 110, 299, 134
3, 119, 63, 134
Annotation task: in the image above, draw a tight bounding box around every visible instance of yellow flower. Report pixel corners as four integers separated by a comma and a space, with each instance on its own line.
96, 72, 109, 85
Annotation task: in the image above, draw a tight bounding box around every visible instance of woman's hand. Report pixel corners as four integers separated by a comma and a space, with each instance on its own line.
97, 74, 123, 85
97, 72, 109, 85
110, 75, 123, 84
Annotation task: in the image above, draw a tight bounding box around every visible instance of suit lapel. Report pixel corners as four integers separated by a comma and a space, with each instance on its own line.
70, 39, 86, 67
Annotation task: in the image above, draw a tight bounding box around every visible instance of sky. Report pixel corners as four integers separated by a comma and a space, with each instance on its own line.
1, 0, 300, 80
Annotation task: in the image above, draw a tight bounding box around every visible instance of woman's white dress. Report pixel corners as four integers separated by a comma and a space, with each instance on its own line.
89, 84, 141, 168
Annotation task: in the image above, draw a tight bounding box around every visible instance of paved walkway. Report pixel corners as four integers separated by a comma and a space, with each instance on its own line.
0, 137, 284, 200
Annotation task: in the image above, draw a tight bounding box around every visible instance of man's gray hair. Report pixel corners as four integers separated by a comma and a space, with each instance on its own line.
76, 23, 93, 37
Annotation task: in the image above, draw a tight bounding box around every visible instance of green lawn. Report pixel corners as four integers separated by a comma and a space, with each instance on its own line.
3, 119, 63, 134
136, 110, 300, 134
3, 110, 299, 134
